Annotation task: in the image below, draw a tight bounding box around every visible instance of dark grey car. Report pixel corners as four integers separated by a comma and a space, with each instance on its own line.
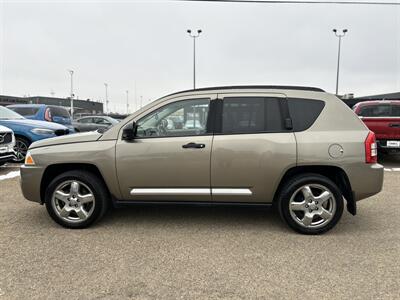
73, 116, 119, 132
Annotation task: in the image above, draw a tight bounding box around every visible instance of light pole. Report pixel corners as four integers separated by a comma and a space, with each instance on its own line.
68, 70, 74, 118
104, 83, 109, 114
333, 29, 348, 95
134, 81, 137, 111
187, 29, 202, 89
126, 90, 129, 114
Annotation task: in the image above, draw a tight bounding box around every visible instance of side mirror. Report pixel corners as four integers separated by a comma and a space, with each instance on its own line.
122, 121, 137, 141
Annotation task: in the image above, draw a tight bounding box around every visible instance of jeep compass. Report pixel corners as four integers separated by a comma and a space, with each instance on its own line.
20, 86, 384, 234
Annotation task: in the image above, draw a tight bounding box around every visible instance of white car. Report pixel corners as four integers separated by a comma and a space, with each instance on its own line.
0, 125, 16, 166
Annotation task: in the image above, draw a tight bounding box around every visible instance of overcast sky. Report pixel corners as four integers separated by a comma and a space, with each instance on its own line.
0, 0, 399, 113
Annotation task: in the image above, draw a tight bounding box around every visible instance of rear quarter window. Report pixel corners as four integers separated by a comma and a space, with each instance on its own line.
288, 98, 325, 132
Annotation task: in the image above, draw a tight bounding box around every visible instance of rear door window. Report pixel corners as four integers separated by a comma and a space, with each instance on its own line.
93, 117, 111, 125
391, 105, 400, 117
9, 107, 40, 116
78, 118, 93, 123
287, 98, 325, 131
221, 97, 284, 134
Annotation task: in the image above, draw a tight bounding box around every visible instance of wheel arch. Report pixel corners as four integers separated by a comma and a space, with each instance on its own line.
40, 163, 111, 204
274, 165, 355, 215
14, 134, 32, 143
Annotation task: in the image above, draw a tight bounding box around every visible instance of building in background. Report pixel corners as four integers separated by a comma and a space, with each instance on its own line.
0, 95, 103, 115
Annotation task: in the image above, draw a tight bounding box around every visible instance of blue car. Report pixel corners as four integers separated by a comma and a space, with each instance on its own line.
0, 106, 71, 162
7, 104, 75, 132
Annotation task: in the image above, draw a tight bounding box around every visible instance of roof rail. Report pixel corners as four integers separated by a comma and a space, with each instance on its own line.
164, 85, 325, 98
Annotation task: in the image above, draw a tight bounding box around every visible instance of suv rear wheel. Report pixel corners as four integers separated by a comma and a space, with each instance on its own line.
45, 170, 109, 229
277, 173, 344, 235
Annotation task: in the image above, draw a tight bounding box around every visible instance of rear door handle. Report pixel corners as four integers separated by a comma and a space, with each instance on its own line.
182, 142, 206, 149
389, 123, 400, 128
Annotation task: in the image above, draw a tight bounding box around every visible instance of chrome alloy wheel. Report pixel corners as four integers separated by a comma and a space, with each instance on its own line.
289, 184, 336, 229
14, 139, 29, 162
51, 180, 95, 223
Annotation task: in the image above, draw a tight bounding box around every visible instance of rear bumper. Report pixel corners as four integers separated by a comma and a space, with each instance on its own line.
20, 165, 45, 204
345, 163, 384, 201
377, 140, 400, 150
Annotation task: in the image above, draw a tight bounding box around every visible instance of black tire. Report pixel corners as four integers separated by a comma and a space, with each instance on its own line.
45, 170, 109, 229
13, 136, 31, 162
277, 173, 344, 235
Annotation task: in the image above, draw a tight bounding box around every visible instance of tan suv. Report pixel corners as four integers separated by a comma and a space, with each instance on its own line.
20, 86, 384, 234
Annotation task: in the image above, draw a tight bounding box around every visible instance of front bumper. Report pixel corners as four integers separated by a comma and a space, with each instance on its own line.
20, 165, 45, 203
66, 126, 76, 133
0, 153, 16, 163
0, 145, 16, 163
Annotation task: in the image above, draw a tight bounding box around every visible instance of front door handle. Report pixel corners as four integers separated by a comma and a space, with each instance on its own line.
389, 123, 400, 128
182, 142, 206, 149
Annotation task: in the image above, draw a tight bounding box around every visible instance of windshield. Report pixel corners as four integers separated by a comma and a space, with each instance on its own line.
0, 106, 25, 120
50, 106, 71, 118
107, 117, 119, 125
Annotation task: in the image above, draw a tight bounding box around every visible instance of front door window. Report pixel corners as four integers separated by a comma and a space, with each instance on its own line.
136, 98, 210, 138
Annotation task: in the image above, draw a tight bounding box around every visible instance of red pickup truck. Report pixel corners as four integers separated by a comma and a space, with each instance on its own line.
353, 100, 400, 154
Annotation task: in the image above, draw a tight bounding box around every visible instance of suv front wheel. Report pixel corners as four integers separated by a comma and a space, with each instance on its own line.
277, 174, 344, 235
45, 170, 109, 229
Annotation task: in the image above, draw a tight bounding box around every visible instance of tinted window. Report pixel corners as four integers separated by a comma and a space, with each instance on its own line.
78, 117, 93, 124
94, 117, 111, 125
50, 106, 70, 118
221, 97, 283, 134
9, 107, 40, 116
136, 98, 210, 138
358, 104, 391, 117
392, 105, 400, 117
107, 117, 119, 125
288, 98, 325, 131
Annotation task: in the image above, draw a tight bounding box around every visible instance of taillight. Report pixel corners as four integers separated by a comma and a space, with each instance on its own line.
44, 108, 52, 122
365, 131, 377, 164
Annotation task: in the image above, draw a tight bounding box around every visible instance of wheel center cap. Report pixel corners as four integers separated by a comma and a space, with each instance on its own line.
309, 202, 318, 210
70, 198, 78, 206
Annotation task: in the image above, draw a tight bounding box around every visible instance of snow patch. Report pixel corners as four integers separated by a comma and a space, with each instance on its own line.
0, 171, 20, 181
384, 168, 400, 172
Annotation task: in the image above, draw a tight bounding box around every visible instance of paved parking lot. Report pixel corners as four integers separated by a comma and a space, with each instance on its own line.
0, 156, 399, 299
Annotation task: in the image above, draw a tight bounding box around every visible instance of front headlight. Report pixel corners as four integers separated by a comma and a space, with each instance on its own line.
31, 128, 55, 135
10, 134, 16, 148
